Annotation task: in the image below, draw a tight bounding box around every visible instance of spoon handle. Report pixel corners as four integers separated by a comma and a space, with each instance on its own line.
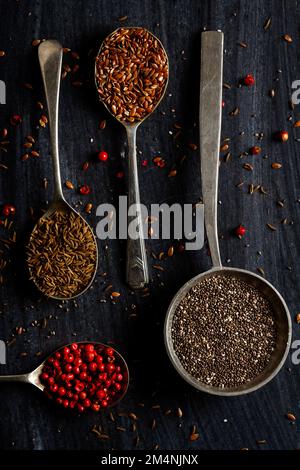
0, 373, 30, 384
200, 31, 224, 269
38, 40, 64, 202
126, 126, 149, 289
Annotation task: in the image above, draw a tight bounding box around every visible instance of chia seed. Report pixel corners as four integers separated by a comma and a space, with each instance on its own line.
171, 274, 277, 388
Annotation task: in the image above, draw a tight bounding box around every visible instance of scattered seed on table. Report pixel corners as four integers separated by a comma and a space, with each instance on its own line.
27, 210, 97, 298
286, 413, 296, 422
65, 180, 74, 189
243, 163, 253, 171
283, 34, 292, 43
271, 162, 282, 169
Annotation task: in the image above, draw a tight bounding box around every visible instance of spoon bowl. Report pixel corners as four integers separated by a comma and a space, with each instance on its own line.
95, 27, 169, 289
27, 199, 98, 301
0, 342, 129, 408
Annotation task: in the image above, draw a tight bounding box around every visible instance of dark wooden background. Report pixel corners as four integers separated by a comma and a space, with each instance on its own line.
0, 0, 300, 451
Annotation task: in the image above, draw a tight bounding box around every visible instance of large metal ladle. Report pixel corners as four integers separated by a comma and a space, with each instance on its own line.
164, 31, 292, 396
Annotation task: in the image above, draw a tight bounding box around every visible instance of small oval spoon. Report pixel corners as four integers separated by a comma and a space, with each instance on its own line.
95, 27, 169, 289
0, 341, 129, 407
27, 40, 98, 300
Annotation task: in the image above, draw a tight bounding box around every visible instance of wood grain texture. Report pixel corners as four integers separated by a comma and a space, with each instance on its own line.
0, 0, 299, 450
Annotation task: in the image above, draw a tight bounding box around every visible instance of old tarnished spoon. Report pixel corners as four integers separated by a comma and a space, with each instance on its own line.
95, 27, 169, 289
27, 40, 98, 300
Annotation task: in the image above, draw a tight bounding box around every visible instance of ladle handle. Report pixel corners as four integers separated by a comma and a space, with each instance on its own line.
200, 31, 224, 269
126, 126, 149, 289
38, 40, 64, 202
0, 373, 30, 384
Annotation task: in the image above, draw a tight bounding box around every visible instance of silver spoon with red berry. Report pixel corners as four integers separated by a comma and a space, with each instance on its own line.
0, 342, 129, 412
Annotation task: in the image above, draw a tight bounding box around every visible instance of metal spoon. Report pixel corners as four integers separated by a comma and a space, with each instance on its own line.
95, 28, 169, 289
164, 31, 292, 396
0, 341, 129, 407
27, 40, 98, 300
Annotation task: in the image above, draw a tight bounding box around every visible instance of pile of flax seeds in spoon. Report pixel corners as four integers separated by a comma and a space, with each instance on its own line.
172, 274, 277, 388
27, 210, 97, 298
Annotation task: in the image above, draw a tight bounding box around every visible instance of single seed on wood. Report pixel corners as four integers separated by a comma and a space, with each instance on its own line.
167, 246, 174, 257
153, 265, 164, 271
293, 120, 300, 127
243, 163, 253, 171
177, 407, 183, 418
229, 107, 240, 116
269, 89, 275, 98
0, 51, 5, 57
32, 39, 41, 46
295, 313, 300, 324
189, 143, 197, 151
271, 162, 282, 169
257, 267, 265, 277
220, 143, 229, 152
99, 120, 106, 129
116, 426, 126, 432
111, 292, 121, 298
289, 100, 294, 110
263, 18, 271, 30
30, 150, 39, 157
128, 412, 138, 421
65, 180, 74, 189
238, 42, 248, 48
266, 223, 277, 231
71, 51, 80, 60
